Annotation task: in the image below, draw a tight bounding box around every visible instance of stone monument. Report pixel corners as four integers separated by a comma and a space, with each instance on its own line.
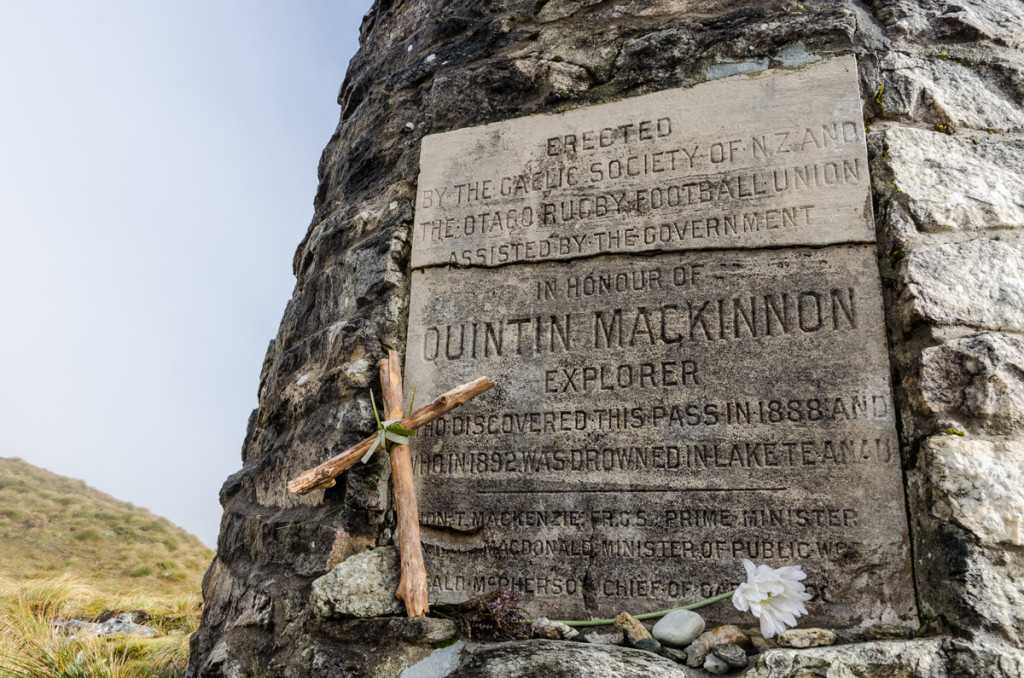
406, 56, 915, 628
188, 1, 1024, 676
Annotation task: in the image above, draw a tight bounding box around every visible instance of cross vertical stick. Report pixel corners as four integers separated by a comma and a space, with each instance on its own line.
287, 364, 494, 616
379, 349, 430, 618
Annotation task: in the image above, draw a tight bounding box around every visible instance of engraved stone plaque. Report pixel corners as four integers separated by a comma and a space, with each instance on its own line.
405, 57, 915, 628
413, 56, 871, 269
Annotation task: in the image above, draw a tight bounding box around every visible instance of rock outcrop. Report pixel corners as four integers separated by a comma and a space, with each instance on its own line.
188, 1, 1024, 675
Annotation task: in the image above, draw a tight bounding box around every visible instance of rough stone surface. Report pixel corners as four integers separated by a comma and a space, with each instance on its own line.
746, 638, 952, 677
448, 640, 697, 677
914, 332, 1024, 435
864, 27, 1024, 656
747, 629, 776, 652
685, 626, 750, 668
400, 640, 465, 678
580, 629, 623, 645
711, 642, 748, 667
652, 610, 705, 648
188, 0, 1024, 675
898, 237, 1024, 332
776, 627, 837, 648
703, 653, 730, 675
615, 612, 652, 646
877, 52, 1024, 131
658, 646, 688, 664
683, 637, 710, 669
310, 546, 404, 619
874, 0, 1024, 49
746, 637, 1024, 677
925, 436, 1024, 546
635, 637, 662, 653
863, 623, 915, 641
881, 127, 1024, 233
56, 613, 159, 639
532, 618, 579, 640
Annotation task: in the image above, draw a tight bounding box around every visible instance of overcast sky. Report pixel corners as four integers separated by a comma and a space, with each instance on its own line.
0, 0, 373, 547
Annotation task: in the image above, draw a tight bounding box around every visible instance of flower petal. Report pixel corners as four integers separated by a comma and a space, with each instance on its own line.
734, 560, 812, 638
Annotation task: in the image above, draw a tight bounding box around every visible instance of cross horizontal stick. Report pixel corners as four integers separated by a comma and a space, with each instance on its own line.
286, 376, 495, 495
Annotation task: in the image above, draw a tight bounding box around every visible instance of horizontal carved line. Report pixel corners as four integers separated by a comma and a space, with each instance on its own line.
474, 487, 786, 494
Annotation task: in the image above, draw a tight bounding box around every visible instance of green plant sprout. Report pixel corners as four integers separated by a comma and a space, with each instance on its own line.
362, 391, 418, 463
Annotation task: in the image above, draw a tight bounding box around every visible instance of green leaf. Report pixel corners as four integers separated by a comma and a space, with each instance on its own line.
362, 432, 385, 464
370, 392, 382, 428
388, 425, 417, 437
385, 432, 411, 446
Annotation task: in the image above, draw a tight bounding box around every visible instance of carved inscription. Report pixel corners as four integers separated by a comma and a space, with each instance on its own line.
412, 57, 872, 268
405, 57, 915, 628
406, 247, 914, 624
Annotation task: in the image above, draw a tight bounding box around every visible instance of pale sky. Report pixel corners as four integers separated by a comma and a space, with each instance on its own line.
0, 0, 374, 547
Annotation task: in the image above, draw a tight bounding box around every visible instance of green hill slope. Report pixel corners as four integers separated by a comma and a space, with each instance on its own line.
0, 457, 213, 598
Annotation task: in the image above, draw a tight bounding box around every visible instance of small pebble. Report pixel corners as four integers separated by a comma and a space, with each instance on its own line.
634, 637, 662, 653
531, 618, 578, 640
777, 628, 836, 648
708, 625, 750, 647
747, 628, 776, 652
580, 629, 622, 645
403, 122, 415, 132
712, 643, 748, 669
864, 624, 914, 641
615, 612, 652, 646
684, 635, 710, 668
652, 609, 705, 648
704, 653, 730, 675
658, 646, 688, 664
685, 625, 751, 667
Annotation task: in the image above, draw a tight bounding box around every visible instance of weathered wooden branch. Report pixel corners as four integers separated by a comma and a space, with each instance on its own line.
286, 375, 495, 495
380, 350, 429, 618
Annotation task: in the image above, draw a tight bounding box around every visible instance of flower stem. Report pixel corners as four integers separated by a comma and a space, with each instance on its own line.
542, 589, 736, 627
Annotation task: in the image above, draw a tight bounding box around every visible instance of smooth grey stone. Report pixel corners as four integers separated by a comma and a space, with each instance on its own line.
652, 610, 705, 648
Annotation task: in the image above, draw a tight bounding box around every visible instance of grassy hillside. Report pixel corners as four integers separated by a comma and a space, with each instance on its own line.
0, 458, 214, 677
0, 457, 213, 598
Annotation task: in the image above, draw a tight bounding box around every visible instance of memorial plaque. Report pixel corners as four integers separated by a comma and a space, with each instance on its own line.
413, 56, 871, 269
405, 57, 915, 628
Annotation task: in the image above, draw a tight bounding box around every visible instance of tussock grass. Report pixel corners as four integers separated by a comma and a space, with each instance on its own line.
0, 576, 200, 677
0, 458, 213, 676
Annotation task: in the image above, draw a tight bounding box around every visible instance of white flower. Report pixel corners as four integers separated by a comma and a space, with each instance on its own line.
732, 559, 813, 638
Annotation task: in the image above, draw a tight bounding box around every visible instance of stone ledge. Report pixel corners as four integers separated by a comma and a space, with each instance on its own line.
393, 635, 1024, 678
747, 638, 951, 677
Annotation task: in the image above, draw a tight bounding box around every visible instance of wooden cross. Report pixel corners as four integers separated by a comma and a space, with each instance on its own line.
287, 350, 494, 618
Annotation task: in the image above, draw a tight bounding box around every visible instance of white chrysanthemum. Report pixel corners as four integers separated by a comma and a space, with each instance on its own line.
732, 559, 813, 638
